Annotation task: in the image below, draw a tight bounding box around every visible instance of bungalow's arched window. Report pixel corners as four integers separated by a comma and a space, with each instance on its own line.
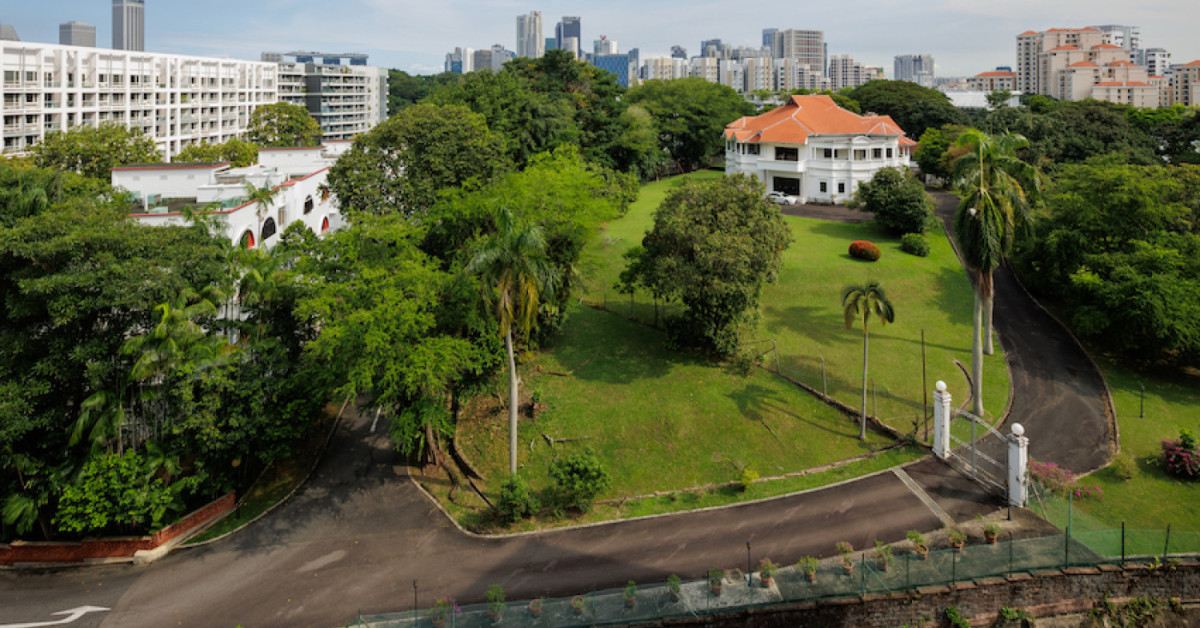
304, 195, 314, 214
261, 217, 277, 241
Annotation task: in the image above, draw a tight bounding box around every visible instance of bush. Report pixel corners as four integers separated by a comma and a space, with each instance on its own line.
900, 233, 930, 257
737, 467, 759, 492
1161, 430, 1199, 480
549, 447, 612, 513
1030, 460, 1104, 499
850, 166, 936, 234
849, 240, 881, 261
1110, 452, 1137, 481
495, 475, 540, 523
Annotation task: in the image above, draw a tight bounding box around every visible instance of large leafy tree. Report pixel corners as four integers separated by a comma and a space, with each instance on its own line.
246, 102, 321, 147
951, 130, 1044, 415
841, 281, 896, 440
913, 124, 969, 185
620, 175, 792, 356
294, 215, 478, 466
387, 69, 460, 113
31, 122, 160, 179
840, 80, 967, 139
849, 167, 935, 234
325, 103, 509, 219
175, 138, 259, 167
625, 77, 755, 172
467, 208, 558, 475
1014, 157, 1200, 366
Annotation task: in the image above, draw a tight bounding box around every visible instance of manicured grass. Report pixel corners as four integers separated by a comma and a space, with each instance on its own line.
1064, 358, 1200, 532
450, 304, 915, 533
580, 172, 1011, 434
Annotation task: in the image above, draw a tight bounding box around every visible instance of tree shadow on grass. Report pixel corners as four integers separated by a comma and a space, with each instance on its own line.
541, 305, 706, 385
728, 382, 863, 442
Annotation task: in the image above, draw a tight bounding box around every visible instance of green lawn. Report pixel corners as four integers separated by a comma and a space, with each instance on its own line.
439, 171, 1012, 532
1061, 358, 1200, 533
580, 172, 1011, 434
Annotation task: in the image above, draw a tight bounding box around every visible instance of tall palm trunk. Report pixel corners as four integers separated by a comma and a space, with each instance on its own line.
971, 284, 985, 416
860, 315, 869, 441
506, 328, 519, 475
983, 270, 995, 356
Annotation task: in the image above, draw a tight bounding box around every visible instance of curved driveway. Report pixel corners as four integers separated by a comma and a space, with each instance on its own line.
0, 191, 1111, 627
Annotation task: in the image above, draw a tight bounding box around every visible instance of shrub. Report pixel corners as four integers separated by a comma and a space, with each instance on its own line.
1110, 452, 1137, 481
850, 166, 936, 234
848, 240, 882, 261
900, 233, 930, 257
549, 447, 612, 513
1161, 430, 1199, 480
486, 584, 505, 612
1030, 460, 1104, 499
495, 475, 540, 523
738, 467, 759, 492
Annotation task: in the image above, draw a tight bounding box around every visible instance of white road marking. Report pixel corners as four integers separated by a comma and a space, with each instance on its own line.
1, 606, 110, 628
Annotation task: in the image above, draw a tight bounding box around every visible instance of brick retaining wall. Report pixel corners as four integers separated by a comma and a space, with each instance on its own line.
645, 561, 1200, 627
0, 492, 234, 566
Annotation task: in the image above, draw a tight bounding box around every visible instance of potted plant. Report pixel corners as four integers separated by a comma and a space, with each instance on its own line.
431, 597, 458, 628
571, 595, 586, 615
708, 566, 726, 595
623, 580, 637, 607
529, 597, 543, 618
799, 556, 819, 582
947, 526, 967, 551
873, 540, 893, 572
667, 574, 682, 602
984, 521, 1001, 544
907, 530, 929, 559
486, 584, 505, 622
759, 558, 778, 587
836, 541, 855, 574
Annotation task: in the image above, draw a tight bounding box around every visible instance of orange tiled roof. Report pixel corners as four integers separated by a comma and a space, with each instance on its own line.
974, 71, 1015, 77
1067, 61, 1099, 68
1048, 45, 1079, 51
1019, 30, 1039, 36
1183, 60, 1200, 66
723, 95, 906, 144
1107, 60, 1136, 67
1092, 44, 1122, 50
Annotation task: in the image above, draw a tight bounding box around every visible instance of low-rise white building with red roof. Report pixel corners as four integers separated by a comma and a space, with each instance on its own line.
724, 94, 912, 204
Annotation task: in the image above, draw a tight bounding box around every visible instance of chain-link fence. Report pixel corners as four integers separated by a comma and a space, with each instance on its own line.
344, 525, 1199, 628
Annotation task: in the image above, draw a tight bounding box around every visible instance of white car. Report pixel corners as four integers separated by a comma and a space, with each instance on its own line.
765, 191, 798, 205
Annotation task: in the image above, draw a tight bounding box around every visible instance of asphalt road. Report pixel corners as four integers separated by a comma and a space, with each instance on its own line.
0, 191, 1112, 628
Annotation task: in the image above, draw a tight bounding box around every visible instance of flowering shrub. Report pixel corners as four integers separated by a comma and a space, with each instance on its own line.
1029, 460, 1103, 500
848, 240, 882, 261
1161, 429, 1199, 480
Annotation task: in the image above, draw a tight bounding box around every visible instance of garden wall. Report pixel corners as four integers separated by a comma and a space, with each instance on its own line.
648, 561, 1200, 627
0, 492, 234, 567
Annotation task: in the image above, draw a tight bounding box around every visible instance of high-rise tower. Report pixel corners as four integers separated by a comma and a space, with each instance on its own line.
555, 16, 581, 57
112, 0, 144, 51
60, 22, 97, 47
516, 11, 544, 59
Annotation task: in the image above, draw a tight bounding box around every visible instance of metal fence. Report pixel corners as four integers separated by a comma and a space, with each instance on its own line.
345, 525, 1200, 628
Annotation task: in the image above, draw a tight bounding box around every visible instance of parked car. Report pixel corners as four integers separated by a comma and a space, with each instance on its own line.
765, 191, 798, 205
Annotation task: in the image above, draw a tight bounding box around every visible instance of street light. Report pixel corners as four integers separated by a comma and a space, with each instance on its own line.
413, 579, 419, 616
1140, 385, 1145, 419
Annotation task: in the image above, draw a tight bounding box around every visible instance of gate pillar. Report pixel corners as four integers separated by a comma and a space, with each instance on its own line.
1007, 423, 1029, 507
933, 380, 951, 460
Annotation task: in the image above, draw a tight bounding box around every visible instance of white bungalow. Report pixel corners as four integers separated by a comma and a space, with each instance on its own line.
724, 95, 914, 204
114, 146, 345, 249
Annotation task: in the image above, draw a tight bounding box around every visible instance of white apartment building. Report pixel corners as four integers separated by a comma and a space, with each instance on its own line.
966, 69, 1016, 92
272, 53, 386, 142
725, 94, 912, 203
895, 54, 935, 87
828, 54, 876, 90
1170, 60, 1200, 107
119, 145, 343, 249
2, 41, 277, 158
642, 57, 689, 81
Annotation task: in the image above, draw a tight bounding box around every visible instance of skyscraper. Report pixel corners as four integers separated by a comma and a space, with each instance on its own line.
772, 29, 825, 70
894, 54, 935, 87
594, 36, 617, 56
762, 28, 778, 48
60, 21, 96, 47
670, 45, 687, 60
112, 0, 144, 51
0, 23, 20, 41
700, 38, 724, 58
516, 11, 544, 59
555, 16, 581, 57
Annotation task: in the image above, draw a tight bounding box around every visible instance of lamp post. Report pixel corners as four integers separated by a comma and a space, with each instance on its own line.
1140, 385, 1145, 418
746, 541, 752, 586
412, 579, 418, 616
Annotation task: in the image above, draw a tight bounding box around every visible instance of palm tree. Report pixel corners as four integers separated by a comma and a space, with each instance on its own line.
243, 181, 277, 219
950, 129, 1044, 415
842, 281, 895, 441
467, 207, 558, 475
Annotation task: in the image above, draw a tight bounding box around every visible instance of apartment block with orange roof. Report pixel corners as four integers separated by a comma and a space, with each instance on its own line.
724, 95, 912, 204
967, 69, 1016, 92
1017, 27, 1162, 106
1170, 60, 1200, 106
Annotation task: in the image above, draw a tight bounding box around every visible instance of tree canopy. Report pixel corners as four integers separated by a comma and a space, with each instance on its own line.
175, 138, 259, 167
620, 175, 791, 356
840, 80, 967, 139
849, 167, 935, 234
31, 122, 160, 179
246, 102, 322, 147
625, 77, 755, 172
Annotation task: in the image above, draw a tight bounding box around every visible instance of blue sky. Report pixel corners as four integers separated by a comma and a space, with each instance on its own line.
4, 1, 1196, 77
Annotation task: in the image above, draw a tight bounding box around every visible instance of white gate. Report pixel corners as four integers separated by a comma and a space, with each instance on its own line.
945, 408, 1008, 497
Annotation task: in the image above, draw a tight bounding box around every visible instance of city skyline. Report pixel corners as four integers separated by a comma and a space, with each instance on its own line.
2, 0, 1197, 76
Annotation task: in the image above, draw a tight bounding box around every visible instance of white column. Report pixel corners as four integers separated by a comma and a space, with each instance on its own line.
933, 380, 951, 460
1008, 423, 1029, 507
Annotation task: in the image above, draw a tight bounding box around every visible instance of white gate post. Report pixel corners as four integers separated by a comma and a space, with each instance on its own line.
933, 380, 951, 460
1007, 423, 1029, 507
